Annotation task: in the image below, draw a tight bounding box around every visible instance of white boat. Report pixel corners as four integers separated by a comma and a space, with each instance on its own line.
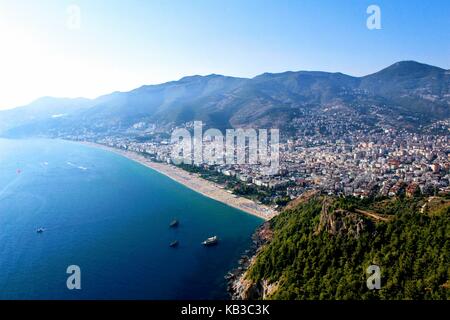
202, 236, 218, 246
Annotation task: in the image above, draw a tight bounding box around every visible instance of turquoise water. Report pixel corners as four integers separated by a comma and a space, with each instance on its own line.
0, 139, 262, 299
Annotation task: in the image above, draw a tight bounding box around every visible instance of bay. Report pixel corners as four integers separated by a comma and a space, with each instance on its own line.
0, 138, 262, 299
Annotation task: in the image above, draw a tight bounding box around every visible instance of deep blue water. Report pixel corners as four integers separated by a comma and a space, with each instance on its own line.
0, 138, 262, 299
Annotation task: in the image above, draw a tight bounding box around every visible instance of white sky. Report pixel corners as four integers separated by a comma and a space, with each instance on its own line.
0, 9, 151, 109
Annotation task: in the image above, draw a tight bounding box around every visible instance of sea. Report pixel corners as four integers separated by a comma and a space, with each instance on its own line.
0, 138, 262, 299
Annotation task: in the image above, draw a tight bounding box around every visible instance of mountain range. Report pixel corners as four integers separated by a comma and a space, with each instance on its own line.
1, 60, 449, 137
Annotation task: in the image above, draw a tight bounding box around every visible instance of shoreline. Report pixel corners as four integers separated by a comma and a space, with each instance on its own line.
78, 141, 277, 221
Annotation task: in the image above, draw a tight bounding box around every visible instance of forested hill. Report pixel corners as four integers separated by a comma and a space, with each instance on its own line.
232, 193, 449, 300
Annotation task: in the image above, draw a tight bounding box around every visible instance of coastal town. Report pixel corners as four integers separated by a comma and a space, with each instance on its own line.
1, 0, 449, 304
66, 118, 450, 216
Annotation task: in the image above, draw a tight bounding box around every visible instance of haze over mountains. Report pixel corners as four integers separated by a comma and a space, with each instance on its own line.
1, 61, 449, 137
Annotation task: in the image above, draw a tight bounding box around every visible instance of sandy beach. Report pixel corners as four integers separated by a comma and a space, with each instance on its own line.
80, 142, 277, 220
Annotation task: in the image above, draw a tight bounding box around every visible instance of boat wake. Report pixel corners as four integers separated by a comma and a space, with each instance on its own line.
66, 161, 88, 171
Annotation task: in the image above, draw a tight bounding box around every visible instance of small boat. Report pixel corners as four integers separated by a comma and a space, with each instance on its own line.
202, 236, 218, 246
169, 240, 179, 247
169, 219, 179, 228
36, 228, 45, 233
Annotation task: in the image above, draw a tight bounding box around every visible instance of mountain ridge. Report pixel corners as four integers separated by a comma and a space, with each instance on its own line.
1, 60, 449, 137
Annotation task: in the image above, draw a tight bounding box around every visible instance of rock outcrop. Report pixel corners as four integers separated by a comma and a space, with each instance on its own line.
316, 199, 366, 238
227, 222, 274, 300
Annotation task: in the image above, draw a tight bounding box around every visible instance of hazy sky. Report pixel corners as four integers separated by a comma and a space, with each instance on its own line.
0, 0, 449, 109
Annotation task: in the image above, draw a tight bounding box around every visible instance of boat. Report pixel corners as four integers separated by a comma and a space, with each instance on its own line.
36, 228, 45, 233
169, 240, 179, 247
169, 219, 179, 228
202, 236, 218, 246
